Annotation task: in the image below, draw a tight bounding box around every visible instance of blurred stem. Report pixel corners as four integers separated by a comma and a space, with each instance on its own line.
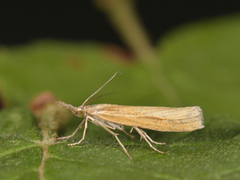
29, 91, 71, 180
36, 104, 64, 180
95, 0, 182, 105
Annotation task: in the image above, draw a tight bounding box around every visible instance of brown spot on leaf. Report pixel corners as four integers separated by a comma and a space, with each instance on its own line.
28, 91, 56, 117
29, 91, 71, 133
0, 90, 7, 110
64, 55, 85, 71
102, 44, 135, 64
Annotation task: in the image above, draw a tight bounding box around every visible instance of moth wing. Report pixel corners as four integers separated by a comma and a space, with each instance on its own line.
85, 104, 204, 132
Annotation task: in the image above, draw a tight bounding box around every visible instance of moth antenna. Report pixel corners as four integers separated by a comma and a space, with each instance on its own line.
81, 71, 121, 107
84, 92, 115, 106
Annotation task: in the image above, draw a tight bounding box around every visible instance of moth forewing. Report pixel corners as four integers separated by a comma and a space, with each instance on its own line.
85, 104, 204, 132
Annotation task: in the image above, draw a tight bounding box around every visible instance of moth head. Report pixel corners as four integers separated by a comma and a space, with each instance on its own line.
57, 101, 85, 118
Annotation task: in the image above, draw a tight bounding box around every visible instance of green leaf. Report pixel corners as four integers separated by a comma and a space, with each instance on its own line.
0, 108, 42, 179
1, 14, 240, 179
157, 15, 240, 119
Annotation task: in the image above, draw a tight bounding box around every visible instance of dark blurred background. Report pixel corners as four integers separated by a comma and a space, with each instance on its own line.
0, 0, 240, 46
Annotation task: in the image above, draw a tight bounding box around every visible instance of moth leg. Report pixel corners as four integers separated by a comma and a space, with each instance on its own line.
120, 129, 135, 138
93, 121, 133, 160
134, 127, 165, 154
137, 128, 165, 145
68, 118, 88, 146
129, 127, 134, 133
57, 118, 86, 140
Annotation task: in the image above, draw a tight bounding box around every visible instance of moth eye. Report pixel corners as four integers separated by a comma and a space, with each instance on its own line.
77, 110, 84, 117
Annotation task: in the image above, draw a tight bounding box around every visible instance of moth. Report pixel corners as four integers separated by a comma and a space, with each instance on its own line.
57, 71, 204, 159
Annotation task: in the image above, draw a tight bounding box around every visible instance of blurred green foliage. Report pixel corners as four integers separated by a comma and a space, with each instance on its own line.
0, 14, 240, 180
